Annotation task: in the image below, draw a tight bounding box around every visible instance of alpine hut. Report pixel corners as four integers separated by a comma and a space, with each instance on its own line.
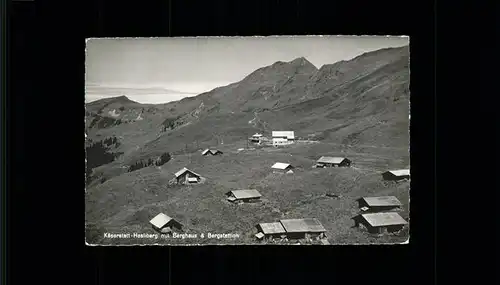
226, 189, 262, 203
272, 131, 295, 146
315, 156, 352, 168
250, 133, 263, 143
174, 167, 202, 184
271, 162, 294, 174
255, 222, 287, 240
352, 212, 408, 234
279, 218, 327, 240
149, 213, 183, 234
382, 169, 410, 181
356, 196, 402, 212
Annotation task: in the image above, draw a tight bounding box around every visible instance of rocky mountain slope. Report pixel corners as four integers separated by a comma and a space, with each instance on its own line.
85, 45, 410, 244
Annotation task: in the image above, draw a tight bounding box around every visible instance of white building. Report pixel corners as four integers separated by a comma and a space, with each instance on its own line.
250, 133, 264, 143
272, 131, 295, 146
271, 162, 294, 173
272, 137, 290, 146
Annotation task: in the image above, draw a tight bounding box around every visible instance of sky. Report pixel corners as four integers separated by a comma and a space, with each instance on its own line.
85, 36, 409, 104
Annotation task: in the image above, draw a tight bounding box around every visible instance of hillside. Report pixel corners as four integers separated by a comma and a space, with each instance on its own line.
85, 45, 411, 245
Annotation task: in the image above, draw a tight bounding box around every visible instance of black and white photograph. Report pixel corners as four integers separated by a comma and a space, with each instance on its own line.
85, 36, 410, 245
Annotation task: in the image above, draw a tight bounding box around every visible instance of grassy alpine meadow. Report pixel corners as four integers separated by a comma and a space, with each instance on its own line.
85, 139, 409, 245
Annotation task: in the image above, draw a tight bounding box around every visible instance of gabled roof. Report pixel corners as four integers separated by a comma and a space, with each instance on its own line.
272, 162, 292, 170
258, 222, 286, 235
280, 218, 326, 233
149, 213, 173, 229
272, 131, 295, 139
174, 167, 201, 178
252, 133, 263, 137
384, 169, 410, 177
202, 149, 223, 155
228, 189, 262, 200
317, 156, 349, 164
359, 212, 408, 227
359, 196, 402, 207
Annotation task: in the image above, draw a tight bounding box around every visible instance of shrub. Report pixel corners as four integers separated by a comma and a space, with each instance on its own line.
102, 136, 119, 147
89, 115, 122, 129
128, 152, 172, 172
155, 152, 172, 166
128, 161, 143, 172
161, 116, 181, 132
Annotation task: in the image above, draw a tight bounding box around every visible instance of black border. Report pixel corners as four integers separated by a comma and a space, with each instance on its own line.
8, 2, 33, 284
10, 0, 443, 284
1, 0, 6, 284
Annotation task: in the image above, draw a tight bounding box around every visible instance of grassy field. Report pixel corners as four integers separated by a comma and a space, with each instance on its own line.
85, 140, 409, 245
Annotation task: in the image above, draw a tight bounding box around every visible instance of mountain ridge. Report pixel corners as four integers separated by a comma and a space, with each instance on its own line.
85, 55, 319, 108
86, 46, 408, 108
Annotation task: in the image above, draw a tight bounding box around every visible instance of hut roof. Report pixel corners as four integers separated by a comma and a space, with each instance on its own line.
202, 149, 222, 155
272, 131, 295, 139
360, 212, 408, 227
227, 189, 262, 200
174, 167, 201, 178
384, 169, 410, 177
149, 213, 173, 229
280, 218, 326, 233
359, 196, 402, 207
272, 162, 292, 170
258, 222, 286, 235
317, 156, 349, 164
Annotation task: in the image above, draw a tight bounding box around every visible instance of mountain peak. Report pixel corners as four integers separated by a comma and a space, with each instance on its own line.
112, 95, 137, 103
86, 95, 138, 107
115, 95, 129, 100
291, 56, 307, 63
289, 56, 317, 69
243, 57, 317, 82
268, 57, 316, 69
